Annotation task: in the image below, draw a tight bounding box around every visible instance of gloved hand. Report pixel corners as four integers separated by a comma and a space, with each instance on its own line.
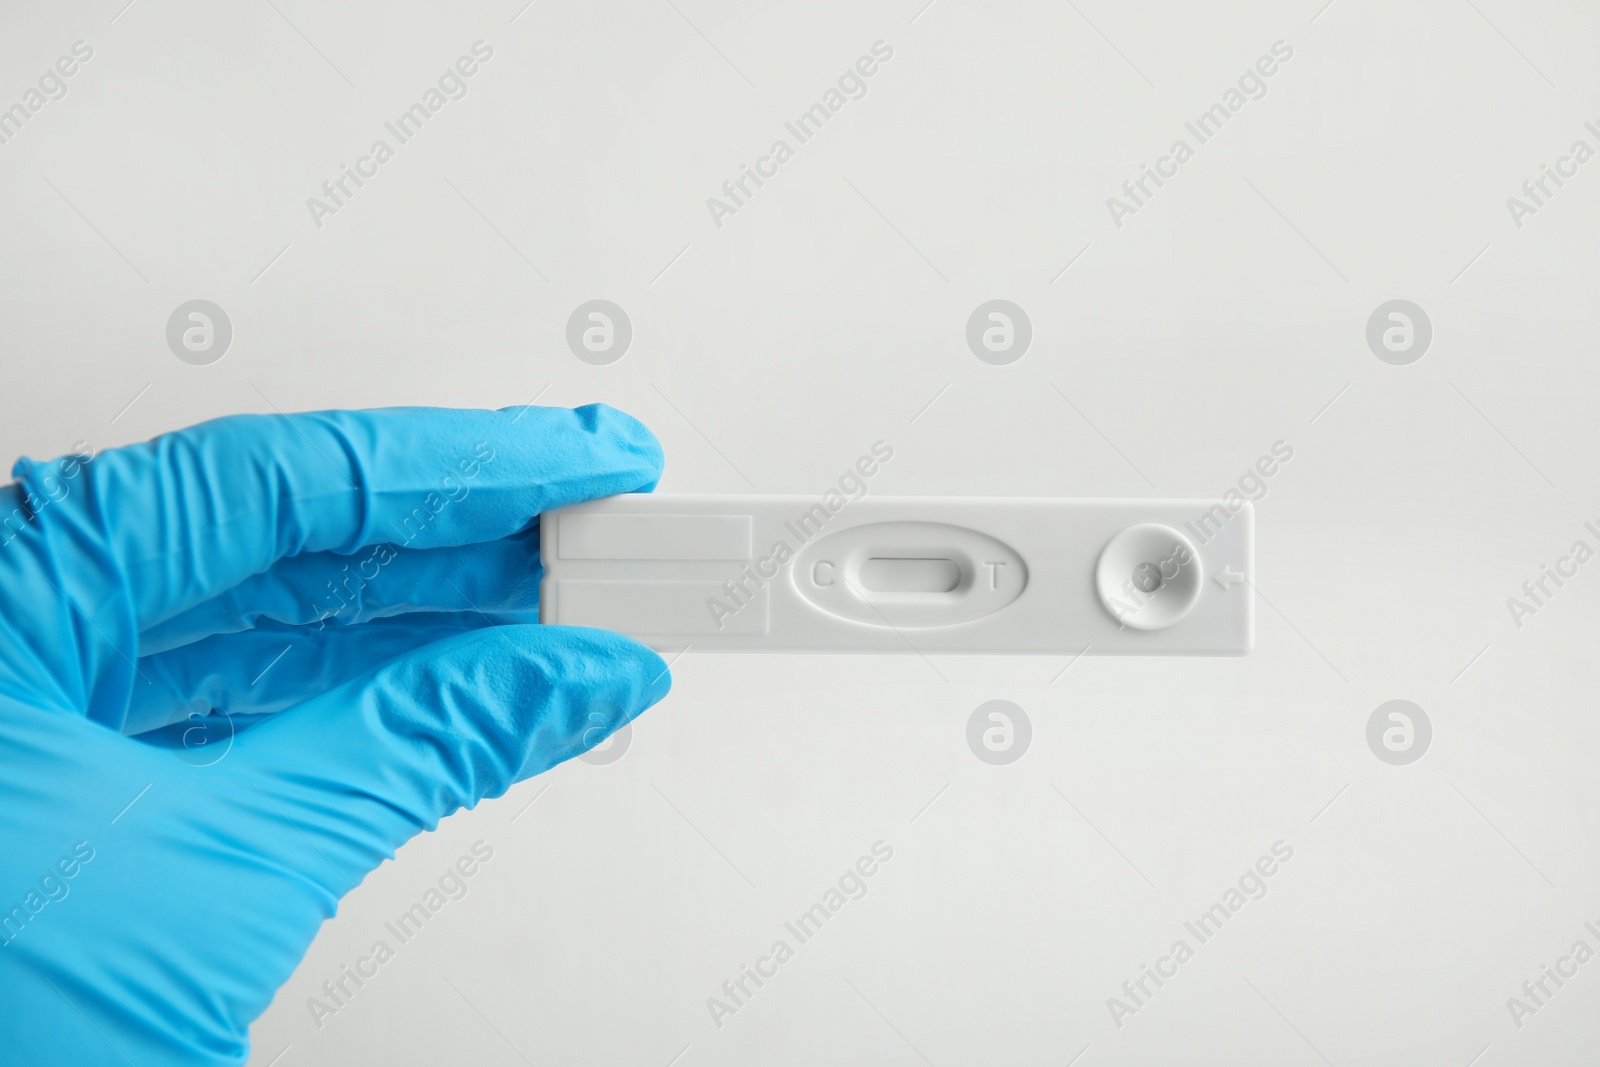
0, 404, 671, 1065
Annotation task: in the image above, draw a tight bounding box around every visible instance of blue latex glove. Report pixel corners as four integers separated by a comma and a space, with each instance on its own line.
0, 404, 672, 1065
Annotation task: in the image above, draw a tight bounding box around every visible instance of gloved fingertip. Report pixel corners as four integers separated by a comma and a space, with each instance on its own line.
559, 634, 673, 767
577, 402, 665, 488
636, 646, 673, 712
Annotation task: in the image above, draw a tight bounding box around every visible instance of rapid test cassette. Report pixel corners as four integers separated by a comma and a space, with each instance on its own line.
538, 495, 1253, 654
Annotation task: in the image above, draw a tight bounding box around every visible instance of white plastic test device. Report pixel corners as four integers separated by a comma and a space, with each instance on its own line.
538, 495, 1253, 654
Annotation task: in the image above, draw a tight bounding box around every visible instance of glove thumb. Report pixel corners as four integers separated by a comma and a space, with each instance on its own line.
222, 624, 671, 892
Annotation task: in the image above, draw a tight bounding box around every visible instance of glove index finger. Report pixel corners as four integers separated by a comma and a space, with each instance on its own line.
10, 403, 663, 637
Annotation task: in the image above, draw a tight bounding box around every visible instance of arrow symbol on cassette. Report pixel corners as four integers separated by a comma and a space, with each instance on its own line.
1214, 566, 1245, 590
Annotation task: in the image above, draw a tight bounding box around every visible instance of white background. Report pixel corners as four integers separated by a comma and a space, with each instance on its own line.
3, 0, 1600, 1063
